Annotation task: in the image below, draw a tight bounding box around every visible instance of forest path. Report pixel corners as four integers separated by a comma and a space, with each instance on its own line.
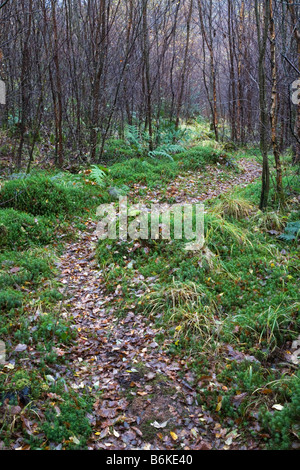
58, 158, 262, 450
129, 158, 261, 205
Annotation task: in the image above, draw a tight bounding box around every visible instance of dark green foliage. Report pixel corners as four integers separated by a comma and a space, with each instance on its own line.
209, 361, 277, 420
0, 369, 48, 406
42, 392, 92, 448
124, 124, 186, 159
40, 288, 63, 303
109, 145, 227, 189
261, 375, 300, 450
34, 313, 75, 344
0, 209, 54, 250
110, 158, 178, 188
174, 145, 230, 171
0, 251, 52, 290
102, 138, 138, 164
279, 221, 300, 242
0, 289, 23, 311
0, 176, 72, 216
0, 174, 106, 217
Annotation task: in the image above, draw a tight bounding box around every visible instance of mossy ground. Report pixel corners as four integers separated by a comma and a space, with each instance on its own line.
0, 136, 299, 449
96, 149, 299, 449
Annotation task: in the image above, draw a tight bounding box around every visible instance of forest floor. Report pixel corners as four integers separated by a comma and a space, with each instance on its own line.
0, 148, 299, 451
128, 158, 261, 205
56, 158, 262, 450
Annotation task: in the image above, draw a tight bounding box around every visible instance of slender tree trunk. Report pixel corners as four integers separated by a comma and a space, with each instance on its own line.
51, 0, 63, 167
198, 0, 219, 141
237, 1, 245, 143
90, 0, 107, 162
123, 0, 134, 126
269, 0, 285, 207
287, 0, 300, 163
16, 0, 32, 170
255, 0, 270, 211
227, 0, 237, 142
175, 0, 193, 131
142, 0, 153, 151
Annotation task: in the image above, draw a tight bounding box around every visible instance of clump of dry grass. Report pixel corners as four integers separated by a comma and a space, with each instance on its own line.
172, 302, 223, 348
146, 280, 207, 313
252, 210, 285, 232
144, 280, 223, 351
205, 211, 252, 246
212, 194, 254, 219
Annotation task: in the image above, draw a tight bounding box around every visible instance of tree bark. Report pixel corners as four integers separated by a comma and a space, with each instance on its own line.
255, 0, 270, 211
269, 0, 285, 207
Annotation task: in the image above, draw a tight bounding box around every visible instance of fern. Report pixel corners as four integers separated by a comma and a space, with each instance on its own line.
148, 143, 184, 161
159, 144, 183, 154
124, 121, 189, 161
89, 165, 110, 188
279, 221, 300, 242
148, 149, 174, 161
125, 125, 144, 153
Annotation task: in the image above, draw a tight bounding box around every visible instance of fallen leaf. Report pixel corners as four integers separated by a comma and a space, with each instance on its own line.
15, 344, 27, 353
272, 404, 284, 411
151, 420, 169, 429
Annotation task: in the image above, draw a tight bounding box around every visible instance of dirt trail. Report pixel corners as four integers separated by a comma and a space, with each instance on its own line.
58, 159, 262, 450
130, 158, 262, 204
59, 224, 215, 450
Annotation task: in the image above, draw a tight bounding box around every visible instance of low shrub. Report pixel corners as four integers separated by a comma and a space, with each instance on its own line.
252, 210, 285, 232
42, 392, 92, 448
110, 158, 178, 187
175, 145, 230, 171
0, 250, 52, 290
279, 221, 300, 242
0, 209, 54, 250
0, 174, 106, 217
0, 289, 23, 311
108, 145, 230, 188
261, 374, 300, 450
101, 138, 139, 164
0, 176, 72, 216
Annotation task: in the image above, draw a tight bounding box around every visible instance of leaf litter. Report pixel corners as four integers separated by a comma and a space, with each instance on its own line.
51, 158, 263, 450
0, 158, 264, 450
